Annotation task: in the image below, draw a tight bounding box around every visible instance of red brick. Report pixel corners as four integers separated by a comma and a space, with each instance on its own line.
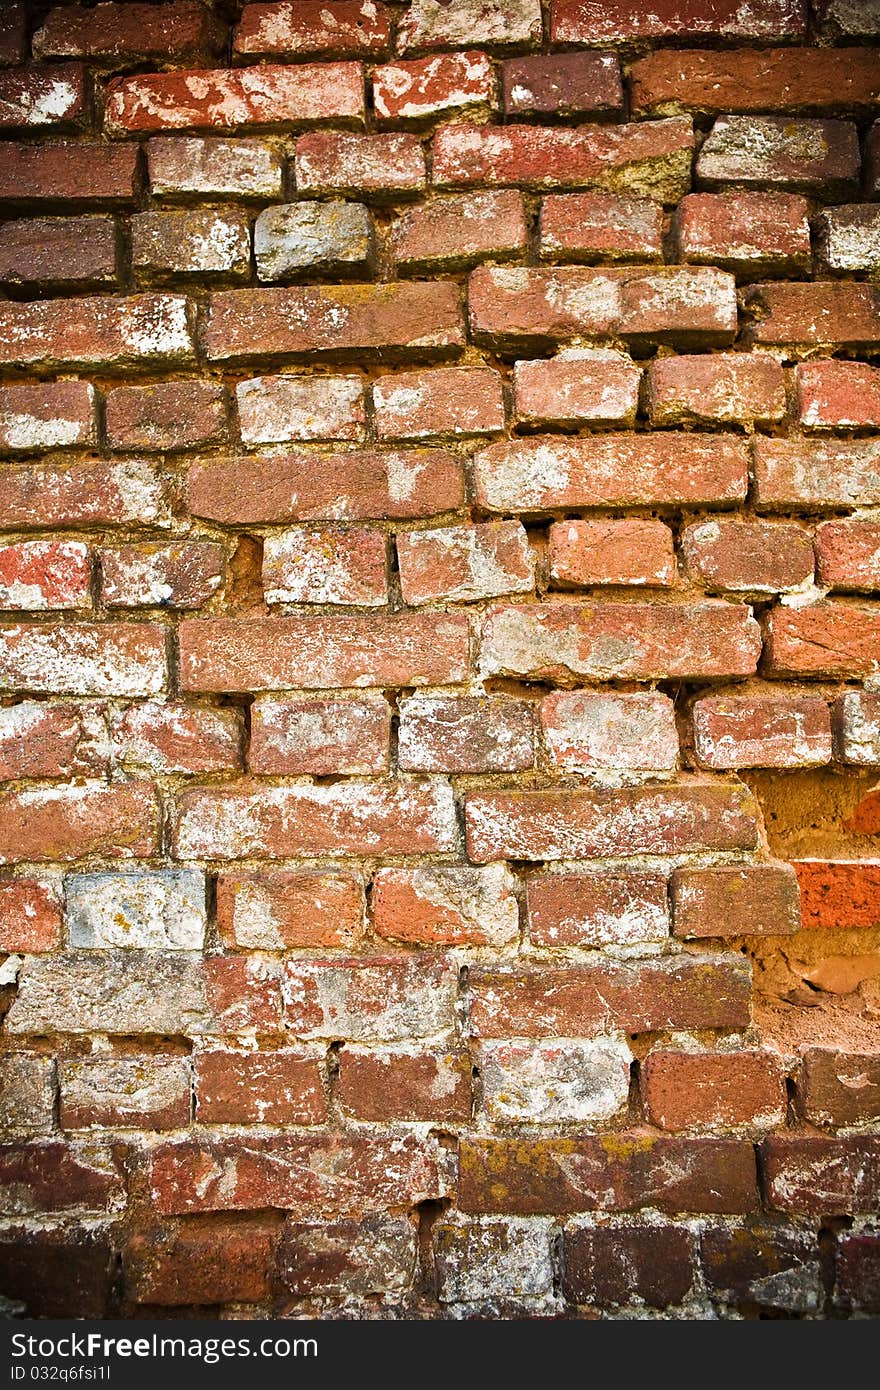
372, 864, 519, 946
796, 360, 880, 431
59, 1057, 191, 1131
278, 1215, 415, 1297
692, 693, 832, 770
757, 439, 880, 514
0, 622, 165, 697
814, 204, 880, 278
0, 1226, 114, 1318
397, 695, 535, 773
174, 780, 456, 859
502, 52, 622, 118
100, 542, 223, 611
0, 1143, 123, 1216
682, 520, 813, 594
399, 0, 543, 52
179, 613, 468, 692
833, 692, 880, 766
867, 120, 880, 198
105, 381, 227, 453
216, 869, 364, 950
798, 1049, 880, 1129
540, 690, 678, 774
131, 208, 250, 283
397, 522, 533, 605
465, 779, 760, 863
514, 352, 641, 428
0, 459, 167, 531
0, 64, 85, 131
698, 116, 859, 200
0, 1055, 56, 1136
188, 447, 463, 524
107, 62, 364, 134
478, 601, 760, 682
469, 264, 736, 352
634, 47, 879, 117
701, 1225, 822, 1313
125, 1222, 276, 1306
674, 191, 811, 278
147, 134, 283, 200
0, 4, 25, 66
551, 0, 806, 42
432, 117, 695, 201
261, 527, 387, 607
249, 695, 391, 775
148, 1132, 447, 1215
0, 541, 90, 612
0, 141, 138, 207
374, 51, 494, 124
764, 603, 880, 678
793, 860, 880, 931
0, 782, 158, 865
110, 703, 241, 776
762, 1136, 880, 1216
671, 863, 801, 939
373, 367, 504, 440
391, 189, 528, 271
539, 192, 663, 263
526, 870, 669, 948
236, 375, 364, 446
815, 519, 880, 592
295, 130, 423, 200
241, 3, 389, 54
460, 1135, 757, 1215
548, 519, 674, 587
836, 1235, 880, 1315
743, 283, 880, 352
649, 354, 785, 428
35, 3, 222, 64
845, 790, 880, 836
283, 955, 457, 1042
0, 216, 117, 290
644, 1050, 785, 1133
195, 1048, 326, 1125
0, 879, 62, 952
0, 382, 96, 455
563, 1224, 695, 1311
0, 294, 193, 371
337, 1046, 471, 1122
204, 282, 464, 364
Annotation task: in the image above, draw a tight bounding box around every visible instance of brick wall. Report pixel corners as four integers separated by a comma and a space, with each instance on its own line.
0, 0, 879, 1319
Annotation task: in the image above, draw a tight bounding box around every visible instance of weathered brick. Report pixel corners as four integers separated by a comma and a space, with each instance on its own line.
131, 209, 250, 282
189, 447, 463, 524
867, 119, 880, 197
0, 459, 167, 530
479, 601, 760, 683
479, 1037, 631, 1125
648, 354, 785, 428
540, 691, 678, 775
514, 351, 641, 428
836, 1235, 880, 1315
397, 695, 535, 773
375, 51, 495, 124
174, 780, 457, 859
106, 381, 227, 453
0, 541, 90, 611
764, 603, 880, 678
796, 360, 880, 431
248, 695, 391, 775
235, 1, 391, 57
539, 192, 663, 263
674, 191, 812, 278
465, 780, 760, 863
0, 702, 106, 780
814, 519, 880, 592
337, 1045, 471, 1122
643, 1051, 786, 1133
433, 117, 695, 201
0, 622, 165, 697
295, 131, 424, 199
526, 870, 669, 948
762, 1136, 880, 1216
832, 692, 880, 765
125, 1222, 276, 1306
7, 952, 280, 1036
397, 521, 533, 605
682, 520, 813, 593
204, 281, 464, 363
261, 526, 387, 607
692, 693, 832, 769
65, 869, 207, 950
236, 375, 364, 445
100, 542, 224, 610
391, 189, 527, 271
107, 62, 364, 134
0, 216, 116, 289
0, 294, 193, 371
814, 204, 880, 280
399, 0, 543, 51
0, 782, 158, 865
434, 1219, 554, 1304
0, 1143, 123, 1216
671, 863, 801, 938
59, 1057, 191, 1131
548, 518, 675, 587
110, 702, 242, 776
283, 956, 456, 1042
793, 860, 880, 931
195, 1047, 326, 1125
798, 1049, 880, 1129
551, 0, 806, 43
373, 366, 505, 440
254, 201, 373, 281
0, 64, 84, 131
0, 4, 25, 66
815, 0, 880, 35
564, 1224, 695, 1310
35, 3, 222, 64
743, 282, 880, 351
755, 437, 880, 510
633, 47, 880, 117
701, 1224, 822, 1314
148, 135, 283, 200
0, 382, 96, 456
0, 1225, 115, 1318
0, 141, 138, 207
278, 1215, 415, 1297
0, 879, 62, 953
372, 863, 519, 946
216, 869, 364, 950
179, 613, 468, 691
697, 117, 859, 200
502, 52, 623, 118
460, 1135, 757, 1215
0, 1055, 55, 1137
